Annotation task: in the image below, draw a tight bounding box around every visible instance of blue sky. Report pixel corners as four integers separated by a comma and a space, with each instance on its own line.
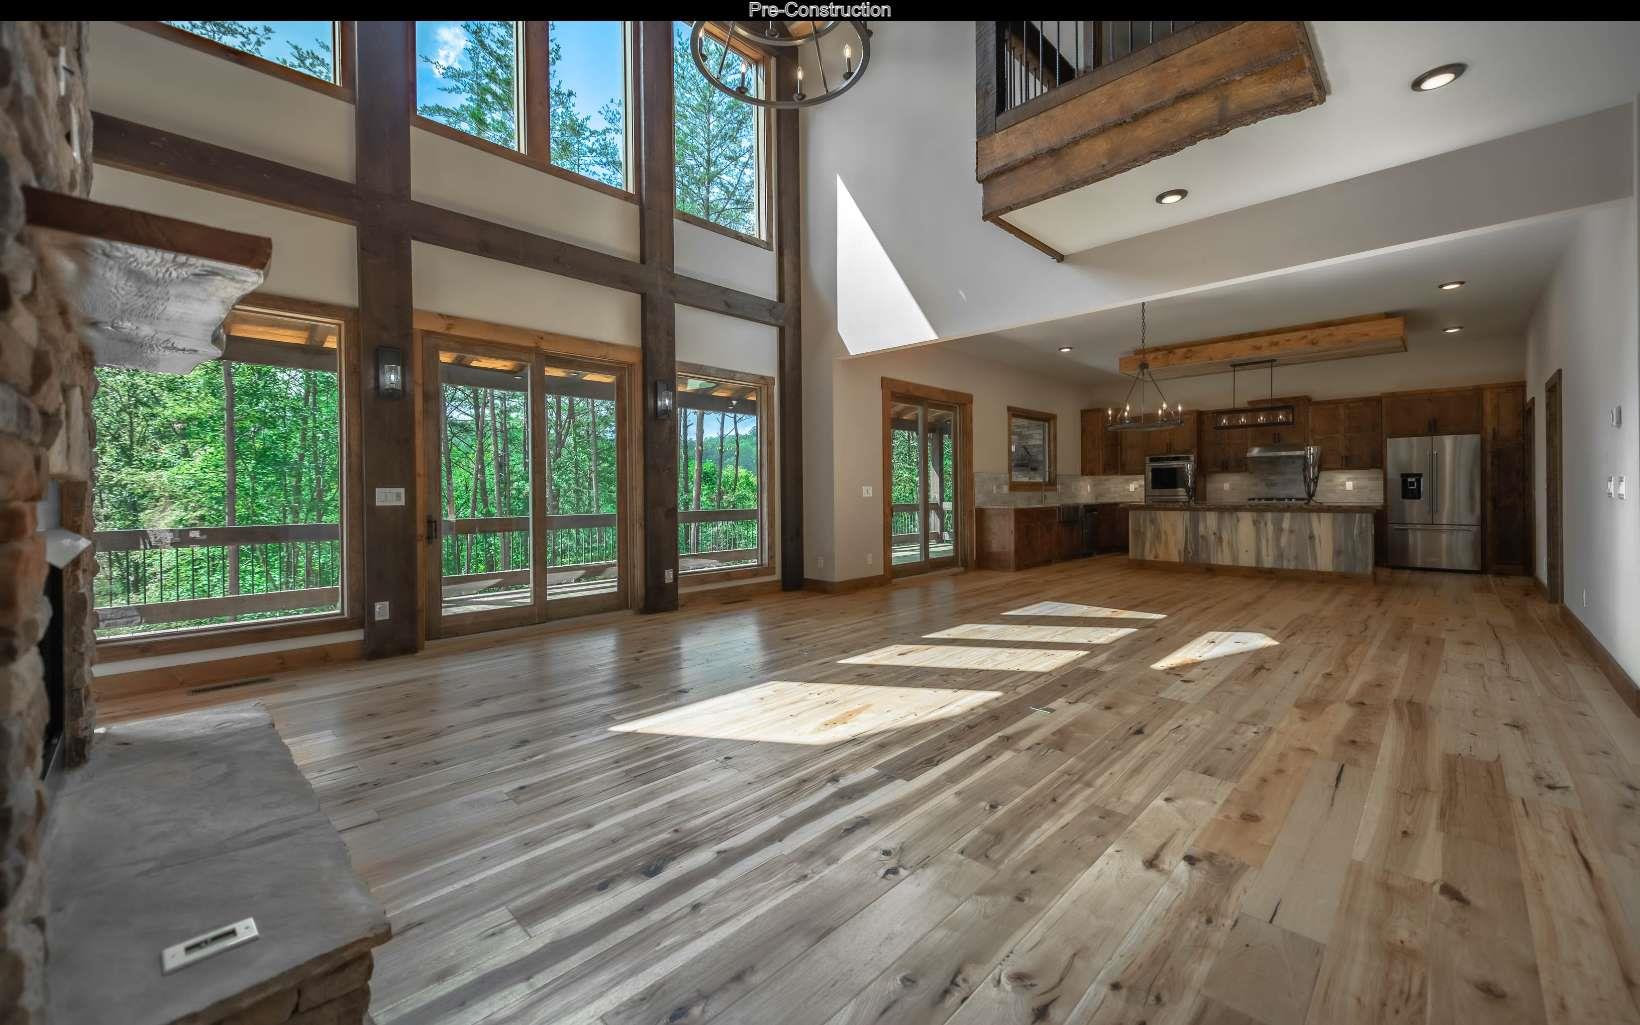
413, 21, 625, 130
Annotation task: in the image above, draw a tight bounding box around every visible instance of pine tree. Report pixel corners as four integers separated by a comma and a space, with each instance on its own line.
418, 21, 520, 149
673, 23, 759, 235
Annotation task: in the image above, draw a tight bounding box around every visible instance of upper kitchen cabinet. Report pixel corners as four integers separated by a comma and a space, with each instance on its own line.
1079, 408, 1120, 475
1383, 387, 1483, 437
1246, 396, 1310, 449
1483, 383, 1529, 573
1311, 397, 1383, 470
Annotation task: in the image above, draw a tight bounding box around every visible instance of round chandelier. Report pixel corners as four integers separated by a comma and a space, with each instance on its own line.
688, 21, 872, 110
1107, 302, 1185, 433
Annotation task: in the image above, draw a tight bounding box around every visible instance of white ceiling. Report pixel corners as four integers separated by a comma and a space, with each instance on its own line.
1003, 21, 1640, 255
944, 209, 1581, 387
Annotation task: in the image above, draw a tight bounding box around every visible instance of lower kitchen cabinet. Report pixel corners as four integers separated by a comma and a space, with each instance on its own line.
976, 506, 1059, 571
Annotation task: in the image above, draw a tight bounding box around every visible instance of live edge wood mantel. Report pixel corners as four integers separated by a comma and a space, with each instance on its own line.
1129, 503, 1376, 576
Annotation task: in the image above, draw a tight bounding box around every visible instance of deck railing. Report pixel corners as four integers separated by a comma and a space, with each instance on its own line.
982, 20, 1203, 128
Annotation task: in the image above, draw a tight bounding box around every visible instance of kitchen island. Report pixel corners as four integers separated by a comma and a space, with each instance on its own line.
1128, 502, 1377, 576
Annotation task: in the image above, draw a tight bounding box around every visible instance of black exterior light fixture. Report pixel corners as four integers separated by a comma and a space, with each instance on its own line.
375, 346, 405, 399
654, 380, 674, 419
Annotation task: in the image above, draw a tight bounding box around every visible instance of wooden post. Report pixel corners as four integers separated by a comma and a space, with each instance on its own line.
354, 21, 419, 656
776, 55, 805, 590
637, 21, 678, 612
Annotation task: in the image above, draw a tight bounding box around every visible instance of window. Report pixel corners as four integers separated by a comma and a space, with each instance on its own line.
1008, 407, 1057, 489
548, 21, 628, 190
91, 305, 351, 640
677, 371, 768, 574
160, 21, 343, 86
412, 21, 631, 192
674, 22, 767, 240
415, 21, 521, 149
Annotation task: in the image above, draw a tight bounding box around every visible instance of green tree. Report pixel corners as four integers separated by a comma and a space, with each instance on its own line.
418, 21, 519, 149
547, 24, 625, 188
673, 23, 759, 235
168, 21, 333, 81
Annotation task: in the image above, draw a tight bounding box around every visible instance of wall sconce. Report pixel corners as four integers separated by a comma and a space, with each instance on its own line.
654, 380, 674, 420
375, 346, 405, 399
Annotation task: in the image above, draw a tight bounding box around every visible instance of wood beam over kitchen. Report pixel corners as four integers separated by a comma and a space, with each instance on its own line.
1118, 313, 1407, 378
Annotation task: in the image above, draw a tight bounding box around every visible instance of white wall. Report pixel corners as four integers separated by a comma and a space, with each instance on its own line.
1525, 196, 1640, 683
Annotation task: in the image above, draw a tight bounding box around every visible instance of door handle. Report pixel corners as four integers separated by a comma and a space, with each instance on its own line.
425, 517, 440, 545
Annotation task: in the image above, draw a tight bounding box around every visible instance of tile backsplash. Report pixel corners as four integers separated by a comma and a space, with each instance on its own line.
974, 470, 1381, 506
1201, 470, 1384, 505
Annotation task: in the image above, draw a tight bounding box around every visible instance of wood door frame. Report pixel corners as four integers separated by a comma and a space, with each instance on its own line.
880, 378, 975, 579
1524, 395, 1536, 581
1544, 369, 1563, 603
675, 361, 778, 585
415, 312, 641, 640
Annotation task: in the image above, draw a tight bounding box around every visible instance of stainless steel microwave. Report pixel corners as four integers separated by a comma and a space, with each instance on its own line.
1145, 454, 1195, 503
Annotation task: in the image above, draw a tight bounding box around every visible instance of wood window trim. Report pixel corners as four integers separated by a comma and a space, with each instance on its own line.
676, 361, 777, 581
93, 292, 365, 662
407, 21, 639, 204
126, 21, 356, 102
880, 378, 977, 577
675, 22, 776, 246
1007, 405, 1058, 491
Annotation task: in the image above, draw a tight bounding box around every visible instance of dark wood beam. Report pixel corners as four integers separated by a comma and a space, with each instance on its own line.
637, 20, 678, 613
354, 21, 420, 658
775, 56, 804, 592
92, 112, 363, 222
89, 113, 784, 327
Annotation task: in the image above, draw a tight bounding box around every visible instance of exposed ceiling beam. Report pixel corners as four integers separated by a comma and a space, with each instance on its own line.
1118, 313, 1407, 378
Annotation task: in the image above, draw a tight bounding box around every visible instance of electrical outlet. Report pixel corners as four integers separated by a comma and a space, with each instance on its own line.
1608, 476, 1616, 498
861, 485, 874, 498
1223, 481, 1231, 492
373, 601, 389, 620
816, 555, 824, 568
1344, 480, 1355, 492
1618, 476, 1627, 499
1127, 481, 1139, 492
866, 552, 874, 565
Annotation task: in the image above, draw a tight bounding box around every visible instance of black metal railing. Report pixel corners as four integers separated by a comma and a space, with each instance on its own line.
990, 20, 1200, 117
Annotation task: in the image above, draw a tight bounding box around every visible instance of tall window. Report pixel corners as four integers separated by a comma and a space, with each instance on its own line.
163, 21, 340, 83
677, 371, 767, 573
415, 21, 521, 149
674, 22, 765, 239
91, 306, 348, 639
548, 21, 627, 189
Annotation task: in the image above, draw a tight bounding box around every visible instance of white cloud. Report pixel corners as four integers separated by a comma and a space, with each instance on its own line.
432, 24, 468, 74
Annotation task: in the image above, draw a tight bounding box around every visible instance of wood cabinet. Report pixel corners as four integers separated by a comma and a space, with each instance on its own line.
1246, 396, 1310, 450
1383, 387, 1483, 438
1079, 408, 1120, 476
1080, 411, 1196, 477
1094, 503, 1130, 552
1311, 397, 1383, 470
1201, 422, 1250, 473
1483, 383, 1528, 573
976, 506, 1058, 571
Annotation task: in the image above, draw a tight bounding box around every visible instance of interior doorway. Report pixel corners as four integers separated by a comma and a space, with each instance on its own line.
1524, 396, 1535, 582
1544, 370, 1563, 603
881, 379, 974, 578
421, 327, 634, 639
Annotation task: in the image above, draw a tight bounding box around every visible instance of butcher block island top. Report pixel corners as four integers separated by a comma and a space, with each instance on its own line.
1129, 503, 1375, 576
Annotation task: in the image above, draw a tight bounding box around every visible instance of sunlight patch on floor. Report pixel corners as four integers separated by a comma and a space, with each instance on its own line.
1151, 631, 1279, 671
1003, 601, 1167, 620
608, 680, 1000, 745
839, 644, 1087, 672
924, 623, 1137, 645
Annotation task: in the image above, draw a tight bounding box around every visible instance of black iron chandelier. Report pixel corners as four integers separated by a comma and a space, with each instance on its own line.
1107, 302, 1185, 432
1212, 360, 1297, 430
688, 21, 872, 110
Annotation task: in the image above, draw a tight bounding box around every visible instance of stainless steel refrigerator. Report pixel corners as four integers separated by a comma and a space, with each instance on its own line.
1386, 433, 1483, 571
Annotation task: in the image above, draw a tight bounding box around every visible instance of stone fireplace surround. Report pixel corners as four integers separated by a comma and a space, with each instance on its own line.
2, 22, 387, 1024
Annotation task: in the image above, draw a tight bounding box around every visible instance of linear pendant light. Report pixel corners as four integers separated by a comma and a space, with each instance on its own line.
1107, 302, 1185, 432
1213, 359, 1296, 431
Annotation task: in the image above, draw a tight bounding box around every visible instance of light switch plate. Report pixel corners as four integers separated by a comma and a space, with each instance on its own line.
373, 601, 389, 620
1619, 476, 1627, 500
162, 918, 258, 974
1607, 476, 1615, 498
375, 486, 405, 506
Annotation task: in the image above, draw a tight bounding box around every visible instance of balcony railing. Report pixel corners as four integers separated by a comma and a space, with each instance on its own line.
93, 523, 343, 637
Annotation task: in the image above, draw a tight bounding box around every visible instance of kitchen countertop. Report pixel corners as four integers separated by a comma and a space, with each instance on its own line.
1124, 502, 1382, 513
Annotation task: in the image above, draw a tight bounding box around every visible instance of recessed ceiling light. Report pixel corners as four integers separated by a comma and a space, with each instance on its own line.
1438, 280, 1465, 291
1155, 188, 1188, 205
1412, 63, 1467, 92
1058, 346, 1074, 353
1444, 325, 1464, 334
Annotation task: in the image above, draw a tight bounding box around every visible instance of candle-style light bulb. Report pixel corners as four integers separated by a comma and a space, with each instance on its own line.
843, 42, 855, 79
794, 65, 805, 101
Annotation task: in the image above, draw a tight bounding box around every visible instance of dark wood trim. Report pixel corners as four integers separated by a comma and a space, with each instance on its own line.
92, 113, 363, 223
1007, 405, 1059, 491
410, 114, 639, 205
355, 20, 420, 658
89, 115, 782, 327
975, 21, 1001, 139
882, 379, 977, 579
638, 20, 679, 614
986, 213, 1065, 262
776, 54, 805, 591
1559, 605, 1640, 717
676, 209, 773, 250
523, 20, 551, 165
124, 20, 356, 102
1126, 557, 1374, 582
22, 186, 273, 270
676, 361, 776, 580
1544, 368, 1564, 605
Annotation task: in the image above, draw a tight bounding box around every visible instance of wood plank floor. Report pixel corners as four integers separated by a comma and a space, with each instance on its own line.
102, 558, 1640, 1025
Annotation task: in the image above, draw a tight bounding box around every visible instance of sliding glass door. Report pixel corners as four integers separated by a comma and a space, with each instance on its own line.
424, 336, 629, 637
889, 398, 960, 573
